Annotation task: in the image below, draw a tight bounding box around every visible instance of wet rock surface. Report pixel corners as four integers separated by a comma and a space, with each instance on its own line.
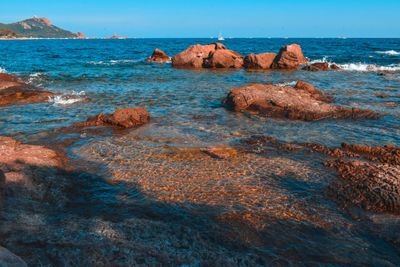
244, 53, 276, 69
0, 73, 54, 106
146, 48, 171, 63
302, 62, 341, 71
75, 107, 150, 129
272, 44, 308, 69
223, 81, 379, 121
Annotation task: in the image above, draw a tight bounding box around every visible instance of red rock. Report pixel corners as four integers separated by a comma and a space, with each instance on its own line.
243, 53, 276, 69
76, 32, 86, 38
272, 44, 308, 69
203, 49, 244, 68
75, 107, 150, 129
172, 43, 226, 68
302, 62, 341, 71
202, 145, 238, 159
294, 80, 331, 102
0, 73, 54, 106
146, 48, 171, 63
223, 81, 379, 121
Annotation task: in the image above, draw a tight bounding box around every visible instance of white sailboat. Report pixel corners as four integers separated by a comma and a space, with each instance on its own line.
217, 32, 225, 41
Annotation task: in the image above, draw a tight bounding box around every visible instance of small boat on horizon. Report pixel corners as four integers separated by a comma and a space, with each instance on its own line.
217, 32, 225, 41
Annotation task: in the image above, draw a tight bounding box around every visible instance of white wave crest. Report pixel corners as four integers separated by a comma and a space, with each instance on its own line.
28, 72, 46, 84
376, 50, 400, 56
276, 81, 297, 87
48, 91, 86, 105
338, 63, 400, 72
0, 67, 7, 73
87, 59, 139, 66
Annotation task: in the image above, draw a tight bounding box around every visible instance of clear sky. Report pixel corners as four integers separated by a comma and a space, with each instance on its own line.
0, 0, 399, 38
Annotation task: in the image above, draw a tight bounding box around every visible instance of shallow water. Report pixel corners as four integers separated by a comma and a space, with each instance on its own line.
1, 38, 400, 265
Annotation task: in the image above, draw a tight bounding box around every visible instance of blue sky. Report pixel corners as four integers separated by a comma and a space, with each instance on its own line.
0, 0, 399, 37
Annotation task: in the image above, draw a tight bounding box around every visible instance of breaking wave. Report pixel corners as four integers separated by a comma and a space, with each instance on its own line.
48, 91, 86, 105
0, 67, 7, 73
338, 63, 400, 72
307, 57, 400, 72
376, 50, 400, 56
86, 59, 140, 66
276, 81, 297, 87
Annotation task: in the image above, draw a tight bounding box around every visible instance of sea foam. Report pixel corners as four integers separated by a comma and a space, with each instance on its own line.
376, 50, 400, 56
48, 91, 86, 105
0, 67, 7, 73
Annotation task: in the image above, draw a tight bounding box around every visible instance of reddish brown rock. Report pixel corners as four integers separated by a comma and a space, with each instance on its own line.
223, 81, 379, 121
146, 48, 171, 63
327, 159, 400, 214
272, 44, 308, 69
203, 49, 244, 68
0, 73, 54, 106
294, 80, 331, 102
302, 62, 340, 71
75, 107, 150, 129
202, 145, 238, 159
243, 53, 276, 69
76, 32, 86, 38
171, 43, 226, 68
0, 73, 23, 90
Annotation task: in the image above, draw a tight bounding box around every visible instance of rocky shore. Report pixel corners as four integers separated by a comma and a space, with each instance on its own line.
1, 42, 399, 265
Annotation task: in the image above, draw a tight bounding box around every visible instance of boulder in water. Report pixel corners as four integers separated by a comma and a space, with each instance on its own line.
172, 43, 226, 68
302, 62, 340, 71
146, 48, 171, 63
243, 53, 276, 69
223, 81, 379, 121
203, 49, 244, 68
272, 44, 308, 69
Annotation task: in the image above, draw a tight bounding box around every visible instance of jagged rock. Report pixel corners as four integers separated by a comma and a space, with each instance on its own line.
272, 44, 308, 69
146, 48, 171, 63
302, 62, 340, 71
75, 107, 150, 129
223, 81, 379, 121
0, 73, 54, 106
203, 49, 244, 68
172, 43, 225, 68
243, 53, 276, 69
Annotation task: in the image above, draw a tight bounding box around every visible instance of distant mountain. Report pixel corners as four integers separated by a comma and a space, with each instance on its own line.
0, 17, 84, 38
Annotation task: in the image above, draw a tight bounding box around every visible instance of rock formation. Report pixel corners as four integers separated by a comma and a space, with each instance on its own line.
223, 81, 379, 121
146, 48, 171, 63
272, 44, 308, 69
172, 43, 225, 68
75, 107, 150, 129
0, 73, 54, 106
302, 62, 340, 71
243, 53, 277, 69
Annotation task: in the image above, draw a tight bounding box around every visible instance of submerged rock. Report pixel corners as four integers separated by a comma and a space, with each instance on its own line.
223, 81, 379, 121
326, 144, 400, 214
146, 48, 171, 63
302, 62, 340, 71
75, 107, 150, 129
202, 145, 238, 159
243, 53, 276, 69
0, 247, 27, 267
203, 49, 244, 68
0, 73, 54, 106
272, 44, 308, 69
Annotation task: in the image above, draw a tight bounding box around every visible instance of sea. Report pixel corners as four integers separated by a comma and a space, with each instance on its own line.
0, 38, 400, 265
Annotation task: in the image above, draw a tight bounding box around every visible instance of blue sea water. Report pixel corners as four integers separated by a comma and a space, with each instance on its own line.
0, 38, 399, 146
1, 38, 400, 265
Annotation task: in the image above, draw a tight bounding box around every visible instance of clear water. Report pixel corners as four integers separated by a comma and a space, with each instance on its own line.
1, 38, 400, 265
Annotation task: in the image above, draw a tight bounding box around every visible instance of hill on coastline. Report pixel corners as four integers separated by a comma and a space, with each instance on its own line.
0, 17, 84, 38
